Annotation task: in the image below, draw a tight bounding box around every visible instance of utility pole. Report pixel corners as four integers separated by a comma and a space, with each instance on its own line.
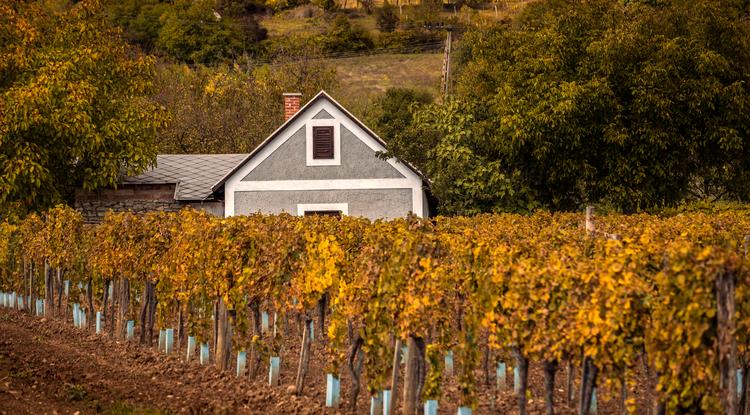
425, 22, 453, 99
441, 27, 453, 97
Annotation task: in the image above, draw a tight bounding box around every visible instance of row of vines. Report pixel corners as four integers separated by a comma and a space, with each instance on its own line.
1, 205, 750, 414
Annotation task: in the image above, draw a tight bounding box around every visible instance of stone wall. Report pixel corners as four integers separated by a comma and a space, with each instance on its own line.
74, 184, 223, 223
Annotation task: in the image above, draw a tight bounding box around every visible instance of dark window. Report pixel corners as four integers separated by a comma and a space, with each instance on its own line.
304, 210, 342, 218
312, 126, 334, 159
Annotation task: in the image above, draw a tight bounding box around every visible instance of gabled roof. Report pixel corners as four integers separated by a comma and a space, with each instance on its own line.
210, 90, 427, 192
123, 154, 248, 200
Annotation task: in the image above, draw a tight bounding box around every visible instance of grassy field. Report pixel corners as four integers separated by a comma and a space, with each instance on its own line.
261, 1, 534, 39
261, 1, 532, 114
329, 52, 443, 116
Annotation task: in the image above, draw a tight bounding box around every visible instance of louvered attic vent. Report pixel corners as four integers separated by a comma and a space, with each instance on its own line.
312, 126, 334, 159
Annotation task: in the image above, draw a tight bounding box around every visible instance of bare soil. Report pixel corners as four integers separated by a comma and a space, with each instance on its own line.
0, 307, 646, 414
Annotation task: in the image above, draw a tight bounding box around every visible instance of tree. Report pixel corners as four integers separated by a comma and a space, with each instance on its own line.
0, 0, 165, 215
390, 0, 750, 214
156, 0, 261, 64
320, 14, 374, 53
153, 58, 336, 154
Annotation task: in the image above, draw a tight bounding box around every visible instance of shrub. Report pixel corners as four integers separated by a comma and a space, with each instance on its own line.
320, 14, 374, 53
375, 1, 399, 33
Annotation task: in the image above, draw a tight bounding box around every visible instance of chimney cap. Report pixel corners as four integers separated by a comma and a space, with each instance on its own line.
283, 92, 302, 96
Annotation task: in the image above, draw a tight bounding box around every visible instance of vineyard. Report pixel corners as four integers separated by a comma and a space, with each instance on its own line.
1, 205, 750, 414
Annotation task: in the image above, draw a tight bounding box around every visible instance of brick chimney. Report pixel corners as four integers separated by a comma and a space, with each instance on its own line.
283, 93, 302, 121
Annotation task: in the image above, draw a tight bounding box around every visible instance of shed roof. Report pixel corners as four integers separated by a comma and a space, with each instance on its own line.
123, 154, 248, 201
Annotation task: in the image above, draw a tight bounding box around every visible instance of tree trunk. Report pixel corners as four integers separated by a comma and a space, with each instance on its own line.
213, 299, 219, 354
44, 260, 53, 314
415, 337, 426, 409
391, 338, 402, 411
249, 300, 262, 378
102, 279, 109, 322
109, 278, 117, 338
295, 317, 313, 395
86, 277, 93, 330
483, 343, 491, 386
147, 282, 157, 346
620, 377, 628, 415
139, 281, 149, 344
56, 267, 63, 317
567, 361, 576, 406
117, 278, 130, 339
717, 271, 738, 415
740, 360, 750, 415
513, 347, 529, 415
318, 294, 327, 341
177, 301, 184, 350
215, 297, 232, 371
403, 335, 422, 415
544, 360, 558, 415
579, 358, 598, 415
348, 336, 364, 412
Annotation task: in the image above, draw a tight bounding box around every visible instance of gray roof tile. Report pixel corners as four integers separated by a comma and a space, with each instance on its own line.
123, 154, 248, 201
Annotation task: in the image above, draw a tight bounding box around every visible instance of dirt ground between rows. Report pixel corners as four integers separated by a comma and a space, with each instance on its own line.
0, 307, 646, 414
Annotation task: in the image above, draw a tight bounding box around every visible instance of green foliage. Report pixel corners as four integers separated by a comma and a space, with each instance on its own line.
375, 1, 399, 33
108, 0, 267, 64
154, 59, 336, 154
394, 0, 750, 214
0, 0, 165, 214
383, 97, 538, 215
320, 14, 374, 53
157, 0, 254, 64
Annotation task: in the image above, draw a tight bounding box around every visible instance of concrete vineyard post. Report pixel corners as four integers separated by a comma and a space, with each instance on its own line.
187, 336, 196, 362
370, 391, 383, 415
308, 320, 314, 341
158, 329, 165, 350
590, 387, 597, 414
269, 356, 280, 386
424, 400, 438, 415
445, 350, 454, 377
73, 303, 79, 327
165, 328, 174, 354
514, 366, 520, 393
237, 351, 247, 377
126, 320, 134, 340
200, 343, 209, 365
80, 308, 86, 328
325, 374, 340, 408
457, 407, 472, 415
382, 389, 392, 415
497, 361, 507, 390
401, 345, 408, 365
96, 311, 102, 334
64, 280, 69, 297
262, 311, 269, 333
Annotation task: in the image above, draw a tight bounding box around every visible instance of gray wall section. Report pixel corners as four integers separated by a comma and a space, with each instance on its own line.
234, 189, 413, 220
242, 126, 405, 181
312, 109, 333, 119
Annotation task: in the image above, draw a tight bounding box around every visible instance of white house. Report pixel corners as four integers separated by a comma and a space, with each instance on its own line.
75, 91, 430, 222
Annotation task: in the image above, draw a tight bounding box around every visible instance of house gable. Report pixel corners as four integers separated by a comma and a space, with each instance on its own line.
218, 91, 427, 218
241, 125, 406, 181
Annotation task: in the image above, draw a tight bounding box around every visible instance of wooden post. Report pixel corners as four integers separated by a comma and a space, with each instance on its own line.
402, 335, 420, 415
585, 206, 595, 236
717, 269, 738, 415
391, 338, 402, 411
294, 318, 312, 394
